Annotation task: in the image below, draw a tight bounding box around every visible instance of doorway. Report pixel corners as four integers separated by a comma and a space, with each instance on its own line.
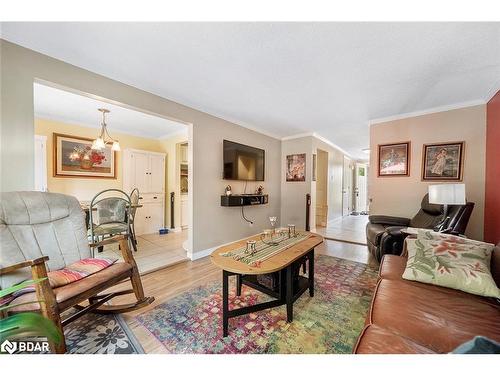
315, 149, 329, 227
354, 163, 368, 214
342, 156, 353, 216
33, 81, 192, 273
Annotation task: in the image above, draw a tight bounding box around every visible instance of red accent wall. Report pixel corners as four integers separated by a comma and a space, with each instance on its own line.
485, 90, 500, 244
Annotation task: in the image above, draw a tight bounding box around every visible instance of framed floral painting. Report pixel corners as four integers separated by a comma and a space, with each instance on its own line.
377, 142, 410, 177
422, 141, 464, 181
53, 133, 116, 179
286, 153, 306, 182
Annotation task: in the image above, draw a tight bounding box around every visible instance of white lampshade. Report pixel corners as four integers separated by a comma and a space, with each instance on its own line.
111, 141, 121, 151
92, 137, 105, 150
428, 184, 466, 205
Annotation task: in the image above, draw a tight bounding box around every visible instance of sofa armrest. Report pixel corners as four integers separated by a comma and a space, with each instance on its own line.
369, 215, 411, 227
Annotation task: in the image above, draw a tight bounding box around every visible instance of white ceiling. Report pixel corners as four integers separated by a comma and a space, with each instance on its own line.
3, 22, 500, 159
33, 83, 187, 139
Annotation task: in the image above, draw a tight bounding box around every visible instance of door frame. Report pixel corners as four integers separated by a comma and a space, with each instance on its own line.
34, 134, 48, 192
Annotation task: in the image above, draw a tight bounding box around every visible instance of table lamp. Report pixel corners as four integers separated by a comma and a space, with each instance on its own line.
428, 184, 466, 231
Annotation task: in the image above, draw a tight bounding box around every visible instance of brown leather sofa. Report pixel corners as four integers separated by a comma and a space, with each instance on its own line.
354, 244, 500, 353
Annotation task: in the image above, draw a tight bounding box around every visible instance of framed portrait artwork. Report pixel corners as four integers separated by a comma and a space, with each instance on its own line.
422, 141, 464, 181
286, 153, 306, 182
53, 133, 116, 179
377, 142, 410, 177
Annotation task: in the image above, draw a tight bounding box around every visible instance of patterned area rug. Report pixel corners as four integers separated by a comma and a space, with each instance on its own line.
136, 255, 378, 353
64, 311, 144, 354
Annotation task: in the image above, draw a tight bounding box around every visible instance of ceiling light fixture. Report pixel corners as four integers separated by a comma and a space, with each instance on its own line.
92, 108, 120, 151
362, 148, 370, 154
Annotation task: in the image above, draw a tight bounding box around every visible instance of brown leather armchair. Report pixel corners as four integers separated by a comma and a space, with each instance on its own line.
366, 194, 474, 262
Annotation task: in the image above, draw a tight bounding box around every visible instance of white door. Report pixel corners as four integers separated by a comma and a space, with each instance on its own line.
34, 135, 47, 191
342, 157, 352, 216
355, 163, 368, 213
132, 152, 150, 193
149, 154, 165, 193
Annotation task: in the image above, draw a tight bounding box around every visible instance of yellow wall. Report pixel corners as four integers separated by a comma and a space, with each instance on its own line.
35, 118, 165, 201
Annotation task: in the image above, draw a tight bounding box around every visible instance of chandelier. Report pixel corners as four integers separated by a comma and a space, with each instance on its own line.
91, 108, 121, 151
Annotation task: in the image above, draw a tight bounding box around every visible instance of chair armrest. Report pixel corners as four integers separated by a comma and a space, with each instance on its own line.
0, 256, 50, 275
384, 226, 406, 236
368, 215, 411, 227
89, 234, 129, 248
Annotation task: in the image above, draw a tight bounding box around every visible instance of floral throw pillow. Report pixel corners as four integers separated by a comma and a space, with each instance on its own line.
402, 236, 500, 298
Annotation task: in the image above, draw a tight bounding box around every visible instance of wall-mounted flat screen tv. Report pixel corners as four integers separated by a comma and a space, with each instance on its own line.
223, 140, 265, 181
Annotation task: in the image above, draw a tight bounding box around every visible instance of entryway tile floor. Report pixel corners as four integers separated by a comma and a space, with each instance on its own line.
96, 230, 189, 274
314, 214, 369, 245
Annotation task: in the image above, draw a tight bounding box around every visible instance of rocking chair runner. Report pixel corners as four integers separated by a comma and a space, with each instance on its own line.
0, 192, 154, 354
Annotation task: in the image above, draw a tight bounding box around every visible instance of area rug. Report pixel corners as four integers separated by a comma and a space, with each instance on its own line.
136, 255, 378, 354
64, 311, 144, 354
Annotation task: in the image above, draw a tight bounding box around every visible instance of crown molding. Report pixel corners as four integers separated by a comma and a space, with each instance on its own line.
368, 100, 487, 126
281, 132, 354, 159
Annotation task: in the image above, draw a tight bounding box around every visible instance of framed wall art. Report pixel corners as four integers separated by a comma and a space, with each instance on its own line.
377, 142, 410, 177
53, 133, 116, 179
286, 153, 306, 182
422, 141, 464, 181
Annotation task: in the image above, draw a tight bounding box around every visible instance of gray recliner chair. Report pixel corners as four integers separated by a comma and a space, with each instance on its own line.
366, 193, 474, 262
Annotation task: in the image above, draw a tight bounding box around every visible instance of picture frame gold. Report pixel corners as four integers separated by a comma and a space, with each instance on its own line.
53, 133, 117, 179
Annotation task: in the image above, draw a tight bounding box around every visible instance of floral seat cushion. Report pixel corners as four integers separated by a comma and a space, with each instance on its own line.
0, 258, 117, 307
402, 230, 500, 298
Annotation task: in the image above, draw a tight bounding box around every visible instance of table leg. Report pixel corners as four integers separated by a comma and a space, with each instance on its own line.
286, 264, 293, 323
308, 249, 315, 297
236, 274, 242, 296
222, 270, 229, 337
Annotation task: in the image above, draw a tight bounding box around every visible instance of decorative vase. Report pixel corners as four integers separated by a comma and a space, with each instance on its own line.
80, 160, 93, 170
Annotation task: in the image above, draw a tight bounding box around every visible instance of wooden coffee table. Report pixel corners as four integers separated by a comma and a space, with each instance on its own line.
211, 232, 323, 337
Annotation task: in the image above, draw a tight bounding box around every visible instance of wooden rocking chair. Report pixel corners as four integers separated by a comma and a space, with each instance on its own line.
0, 192, 154, 354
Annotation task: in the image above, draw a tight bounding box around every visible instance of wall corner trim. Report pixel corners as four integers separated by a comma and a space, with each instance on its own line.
281, 132, 353, 159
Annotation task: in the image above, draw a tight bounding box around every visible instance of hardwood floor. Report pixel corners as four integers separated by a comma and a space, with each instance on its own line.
110, 238, 376, 353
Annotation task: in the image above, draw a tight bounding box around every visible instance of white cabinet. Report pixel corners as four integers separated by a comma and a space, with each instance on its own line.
123, 149, 166, 235
134, 198, 164, 235
180, 143, 188, 164
180, 194, 188, 229
123, 149, 165, 194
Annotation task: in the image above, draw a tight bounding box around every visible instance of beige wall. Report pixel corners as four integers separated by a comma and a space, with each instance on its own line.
35, 118, 165, 200
1, 40, 282, 255
280, 136, 349, 230
369, 105, 487, 240
280, 137, 313, 229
